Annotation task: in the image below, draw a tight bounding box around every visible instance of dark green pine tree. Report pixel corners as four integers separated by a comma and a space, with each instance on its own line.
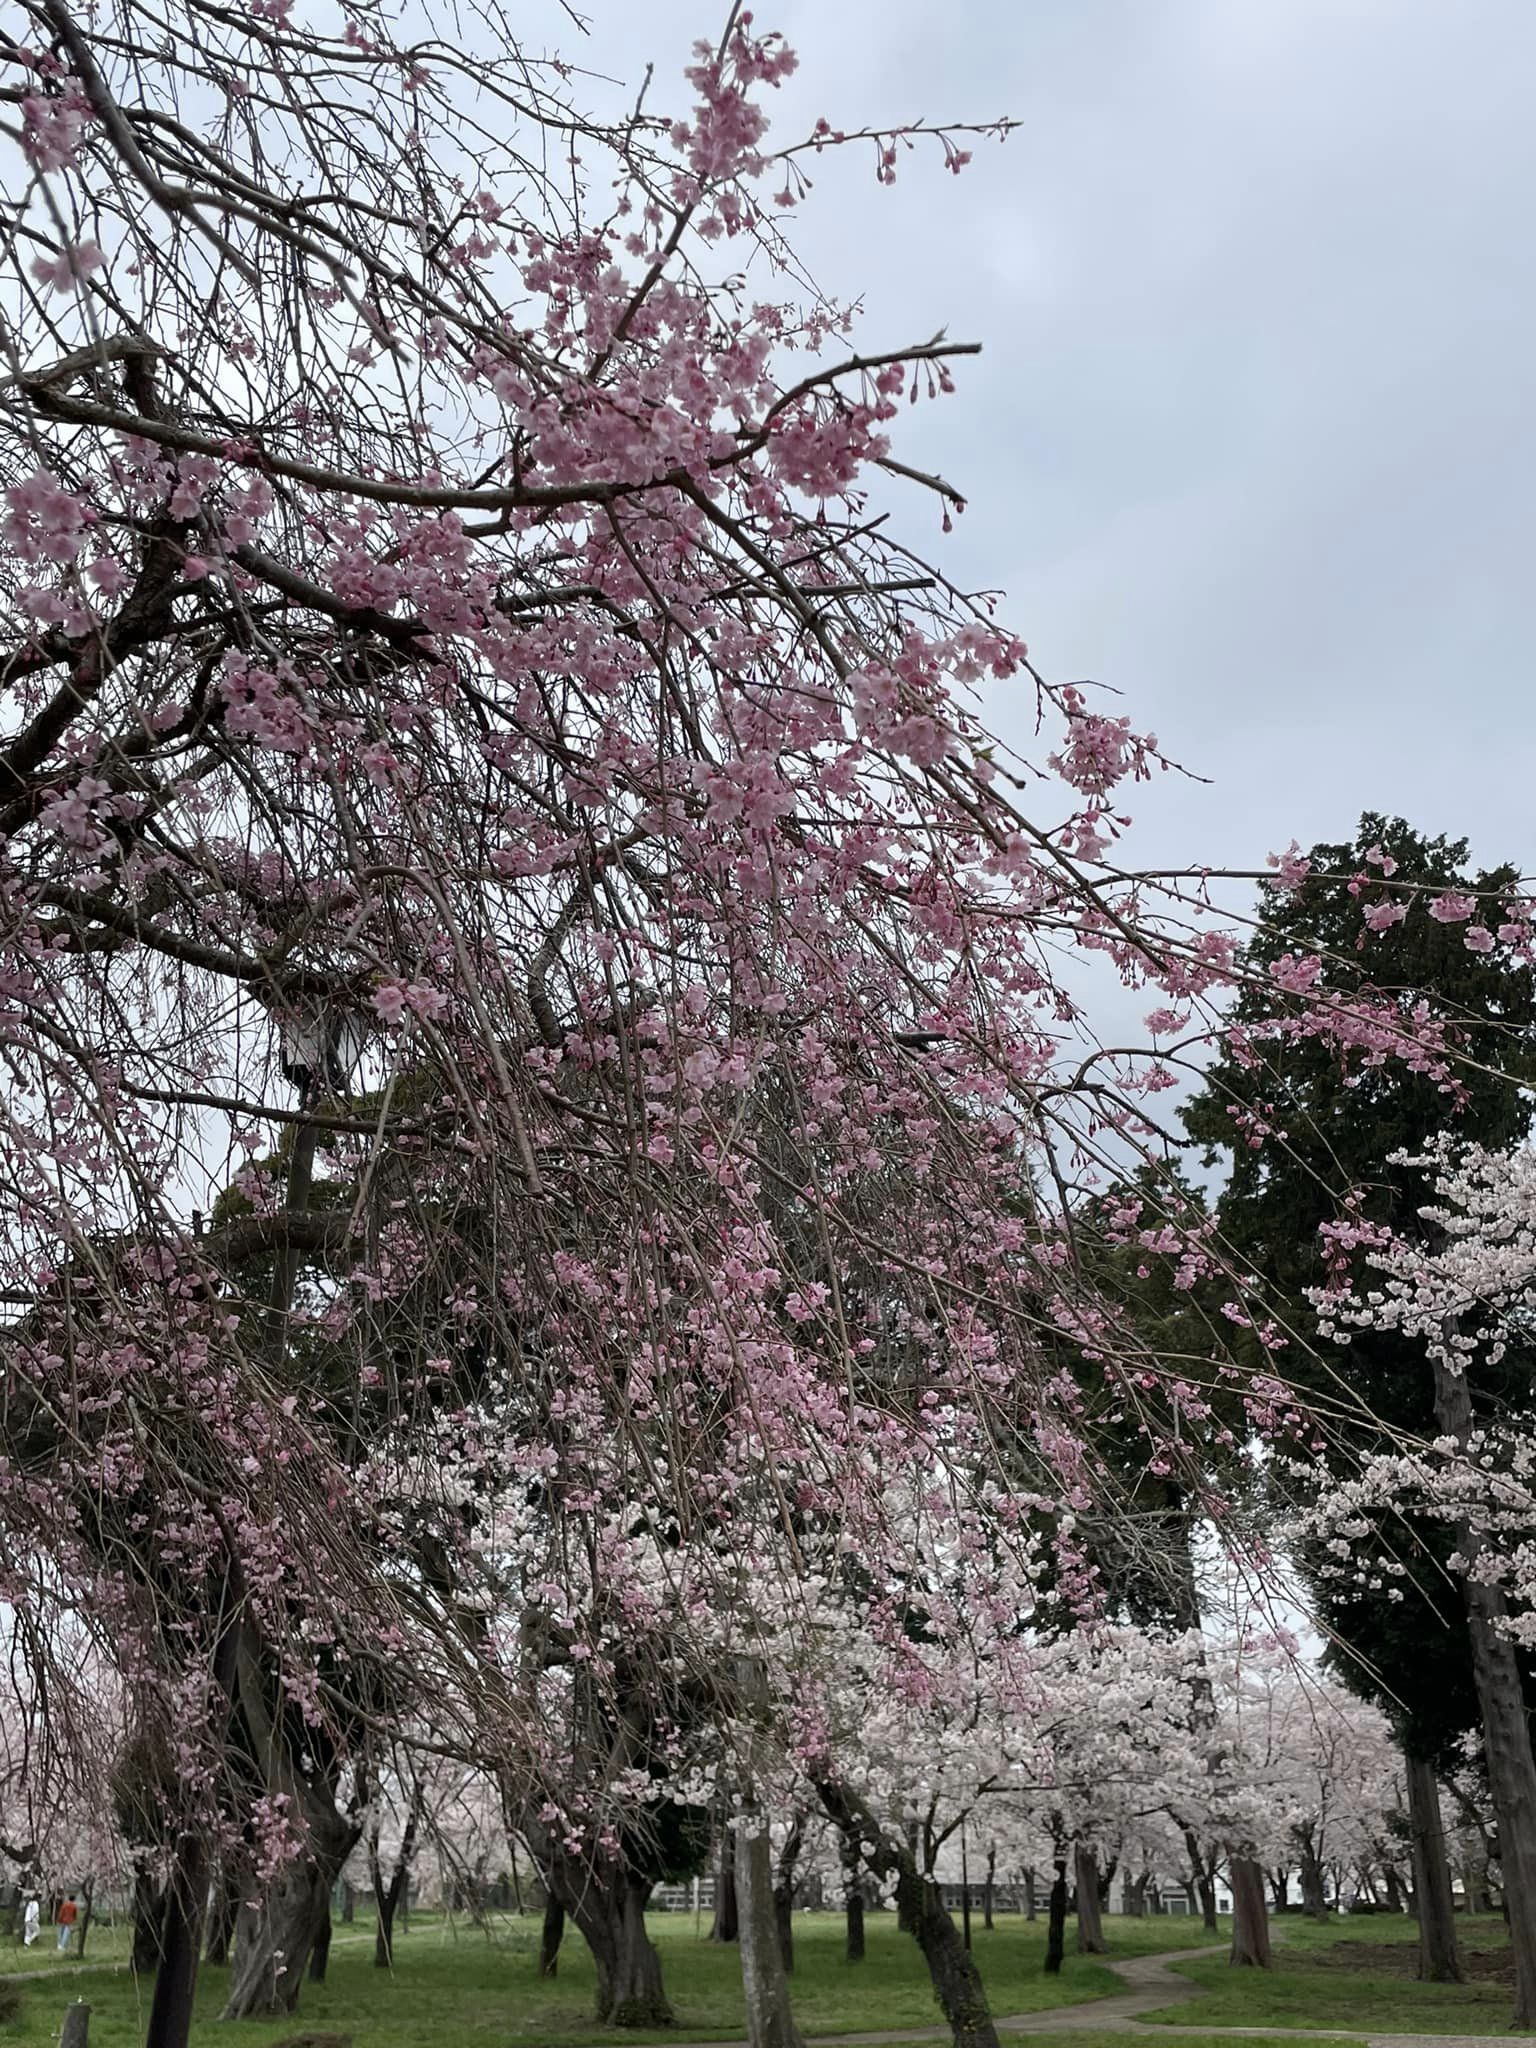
1182, 812, 1536, 1975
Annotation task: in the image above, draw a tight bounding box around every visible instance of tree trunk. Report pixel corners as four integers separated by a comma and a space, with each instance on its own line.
1297, 1834, 1328, 1921
341, 1883, 355, 1925
773, 1812, 805, 1976
61, 2004, 90, 2048
1183, 1827, 1219, 1933
369, 1779, 422, 1971
519, 1809, 673, 2028
1405, 1753, 1463, 1983
1464, 1861, 1491, 1915
1074, 1845, 1106, 1954
1024, 1867, 1037, 1922
308, 1907, 332, 1982
75, 1880, 94, 1962
1268, 1870, 1288, 1914
585, 1877, 672, 2028
1125, 1872, 1148, 1917
131, 1868, 165, 1977
738, 1816, 803, 2048
203, 1864, 238, 1967
1229, 1857, 1272, 1968
816, 1777, 998, 2048
374, 1886, 398, 1970
840, 1830, 865, 1963
539, 1892, 565, 1978
146, 1829, 210, 2048
220, 1858, 332, 2020
897, 1865, 999, 2048
982, 1846, 996, 1932
1381, 1863, 1405, 1915
1044, 1856, 1068, 1976
1434, 1351, 1536, 2026
711, 1840, 739, 1943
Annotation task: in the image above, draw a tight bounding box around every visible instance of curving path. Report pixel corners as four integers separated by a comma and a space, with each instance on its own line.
664, 1940, 1534, 2048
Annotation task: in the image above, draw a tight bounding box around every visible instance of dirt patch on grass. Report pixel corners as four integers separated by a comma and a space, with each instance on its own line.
1312, 1941, 1516, 1985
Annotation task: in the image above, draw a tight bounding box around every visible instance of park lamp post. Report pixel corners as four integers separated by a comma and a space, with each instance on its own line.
277, 993, 368, 1111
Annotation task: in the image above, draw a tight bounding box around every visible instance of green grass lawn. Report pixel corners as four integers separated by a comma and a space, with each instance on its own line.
0, 1907, 1224, 2047
1144, 1911, 1531, 2035
0, 1918, 135, 1974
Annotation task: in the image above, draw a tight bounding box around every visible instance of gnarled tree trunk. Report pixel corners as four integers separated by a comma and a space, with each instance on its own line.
581, 1874, 672, 2028
1228, 1856, 1271, 1968
221, 1855, 335, 2020
519, 1807, 673, 2028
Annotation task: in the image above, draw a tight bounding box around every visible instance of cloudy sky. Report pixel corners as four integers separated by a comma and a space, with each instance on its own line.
577, 0, 1536, 888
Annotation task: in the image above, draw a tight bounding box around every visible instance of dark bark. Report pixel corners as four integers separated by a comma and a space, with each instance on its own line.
1381, 1863, 1405, 1915
840, 1830, 865, 1962
370, 1782, 422, 1970
1228, 1857, 1272, 1968
308, 1908, 332, 1982
341, 1883, 356, 1926
1125, 1872, 1148, 1918
145, 1830, 211, 2048
75, 1879, 94, 1961
518, 1809, 673, 2027
221, 1857, 335, 2020
1267, 1870, 1288, 1915
584, 1876, 672, 2028
816, 1777, 998, 2048
1433, 1350, 1536, 2026
773, 1812, 806, 1975
1405, 1753, 1463, 1984
897, 1865, 998, 2048
711, 1838, 739, 1943
1296, 1830, 1328, 1921
131, 1869, 166, 1977
61, 2004, 91, 2048
539, 1892, 566, 1978
203, 1866, 238, 1966
1023, 1867, 1037, 1922
982, 1845, 996, 1932
1044, 1856, 1068, 1977
1073, 1845, 1106, 1954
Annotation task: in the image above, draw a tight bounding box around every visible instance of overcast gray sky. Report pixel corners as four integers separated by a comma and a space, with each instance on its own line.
579, 0, 1536, 885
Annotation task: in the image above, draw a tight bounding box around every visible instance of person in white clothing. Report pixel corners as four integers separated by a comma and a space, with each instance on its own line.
22, 1895, 39, 1947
